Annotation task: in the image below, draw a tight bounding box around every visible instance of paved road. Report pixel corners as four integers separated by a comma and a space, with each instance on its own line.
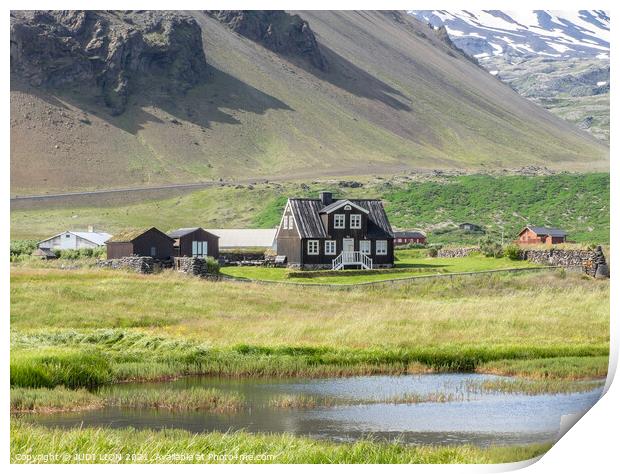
10, 178, 270, 202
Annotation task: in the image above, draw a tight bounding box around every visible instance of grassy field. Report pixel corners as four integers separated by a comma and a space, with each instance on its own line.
11, 173, 610, 245
10, 267, 609, 385
10, 420, 551, 464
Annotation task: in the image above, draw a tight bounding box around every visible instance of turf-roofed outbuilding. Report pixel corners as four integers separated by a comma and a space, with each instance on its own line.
167, 227, 219, 258
106, 227, 175, 259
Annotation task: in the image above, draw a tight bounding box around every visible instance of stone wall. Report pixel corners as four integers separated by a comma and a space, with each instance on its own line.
97, 256, 156, 274
173, 257, 219, 279
520, 246, 609, 278
437, 247, 480, 258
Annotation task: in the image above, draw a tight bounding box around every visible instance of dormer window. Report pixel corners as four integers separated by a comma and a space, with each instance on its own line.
334, 214, 345, 229
350, 214, 362, 229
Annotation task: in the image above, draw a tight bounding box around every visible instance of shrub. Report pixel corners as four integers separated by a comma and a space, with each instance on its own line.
56, 247, 106, 260
480, 238, 504, 258
428, 247, 438, 257
205, 256, 220, 274
10, 240, 38, 257
504, 244, 522, 261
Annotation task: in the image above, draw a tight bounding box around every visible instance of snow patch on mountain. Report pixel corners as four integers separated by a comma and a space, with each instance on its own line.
410, 10, 609, 59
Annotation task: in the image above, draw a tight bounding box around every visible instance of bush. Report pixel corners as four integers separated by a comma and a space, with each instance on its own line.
480, 238, 503, 258
56, 247, 106, 260
428, 247, 438, 257
504, 244, 522, 261
205, 256, 220, 274
10, 240, 38, 257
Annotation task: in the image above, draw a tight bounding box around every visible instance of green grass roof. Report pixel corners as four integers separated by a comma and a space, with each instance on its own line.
107, 228, 151, 243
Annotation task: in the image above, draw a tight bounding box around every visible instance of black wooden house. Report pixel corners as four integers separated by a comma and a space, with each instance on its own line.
106, 227, 175, 259
167, 227, 219, 258
275, 192, 394, 269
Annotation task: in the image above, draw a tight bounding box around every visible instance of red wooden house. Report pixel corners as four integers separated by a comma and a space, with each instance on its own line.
516, 226, 567, 245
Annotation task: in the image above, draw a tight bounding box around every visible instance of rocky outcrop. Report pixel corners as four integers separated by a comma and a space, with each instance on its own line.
10, 10, 208, 114
206, 10, 328, 71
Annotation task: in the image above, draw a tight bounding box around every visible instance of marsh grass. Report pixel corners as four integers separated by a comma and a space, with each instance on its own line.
476, 356, 609, 380
11, 386, 244, 413
268, 392, 460, 409
10, 420, 552, 464
102, 387, 244, 412
10, 386, 103, 413
464, 378, 605, 396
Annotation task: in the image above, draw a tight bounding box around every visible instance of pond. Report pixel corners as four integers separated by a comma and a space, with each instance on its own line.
22, 374, 603, 447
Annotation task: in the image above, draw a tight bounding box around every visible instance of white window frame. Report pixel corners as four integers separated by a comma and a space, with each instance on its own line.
334, 214, 345, 229
350, 214, 362, 229
192, 241, 208, 257
307, 240, 319, 255
324, 240, 337, 255
282, 216, 289, 230
360, 240, 371, 255
288, 215, 294, 230
376, 240, 388, 255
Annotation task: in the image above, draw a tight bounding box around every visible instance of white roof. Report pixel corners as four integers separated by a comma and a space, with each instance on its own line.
207, 229, 277, 248
38, 231, 112, 246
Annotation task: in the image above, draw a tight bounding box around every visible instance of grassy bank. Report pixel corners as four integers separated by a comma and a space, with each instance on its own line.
10, 268, 609, 386
10, 421, 551, 464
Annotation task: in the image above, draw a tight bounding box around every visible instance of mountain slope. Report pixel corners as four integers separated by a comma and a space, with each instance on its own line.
10, 10, 608, 193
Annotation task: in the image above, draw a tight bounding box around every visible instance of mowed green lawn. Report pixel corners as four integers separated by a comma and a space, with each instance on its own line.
220, 251, 541, 284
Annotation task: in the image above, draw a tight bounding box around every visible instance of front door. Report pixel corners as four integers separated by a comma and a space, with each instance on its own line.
342, 238, 355, 252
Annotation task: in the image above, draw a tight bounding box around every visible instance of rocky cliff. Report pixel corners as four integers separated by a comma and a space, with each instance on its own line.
206, 10, 328, 71
10, 10, 208, 114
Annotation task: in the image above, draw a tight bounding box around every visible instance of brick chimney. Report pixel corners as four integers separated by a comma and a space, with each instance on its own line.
319, 191, 333, 206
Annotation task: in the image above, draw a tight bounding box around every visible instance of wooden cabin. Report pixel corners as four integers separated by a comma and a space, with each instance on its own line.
106, 227, 175, 259
167, 227, 219, 258
275, 192, 394, 269
394, 231, 426, 246
516, 226, 567, 245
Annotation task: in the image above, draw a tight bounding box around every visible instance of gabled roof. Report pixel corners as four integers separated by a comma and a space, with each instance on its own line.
319, 199, 370, 214
166, 227, 220, 239
524, 226, 567, 237
107, 227, 174, 243
206, 229, 276, 248
287, 198, 393, 238
394, 230, 426, 238
38, 230, 112, 246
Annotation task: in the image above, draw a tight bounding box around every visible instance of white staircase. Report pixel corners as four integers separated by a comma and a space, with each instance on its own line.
332, 251, 373, 270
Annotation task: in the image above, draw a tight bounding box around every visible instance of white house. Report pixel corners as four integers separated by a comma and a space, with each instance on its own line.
38, 228, 112, 250
206, 229, 277, 249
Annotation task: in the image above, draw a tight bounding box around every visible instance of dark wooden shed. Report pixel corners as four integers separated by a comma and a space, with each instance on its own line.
167, 227, 219, 258
106, 227, 175, 259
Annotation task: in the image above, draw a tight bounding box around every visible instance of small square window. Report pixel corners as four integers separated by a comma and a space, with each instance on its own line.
334, 214, 345, 229
376, 240, 388, 255
325, 240, 336, 255
360, 240, 371, 254
350, 214, 362, 229
307, 240, 319, 255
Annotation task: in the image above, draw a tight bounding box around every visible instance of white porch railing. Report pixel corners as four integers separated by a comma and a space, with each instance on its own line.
332, 251, 373, 270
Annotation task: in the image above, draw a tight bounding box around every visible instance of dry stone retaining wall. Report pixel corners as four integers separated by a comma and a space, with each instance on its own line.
437, 247, 480, 258
97, 256, 156, 273
520, 246, 609, 278
173, 257, 219, 279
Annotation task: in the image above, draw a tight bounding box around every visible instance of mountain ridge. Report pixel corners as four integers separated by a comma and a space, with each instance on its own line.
10, 10, 608, 193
